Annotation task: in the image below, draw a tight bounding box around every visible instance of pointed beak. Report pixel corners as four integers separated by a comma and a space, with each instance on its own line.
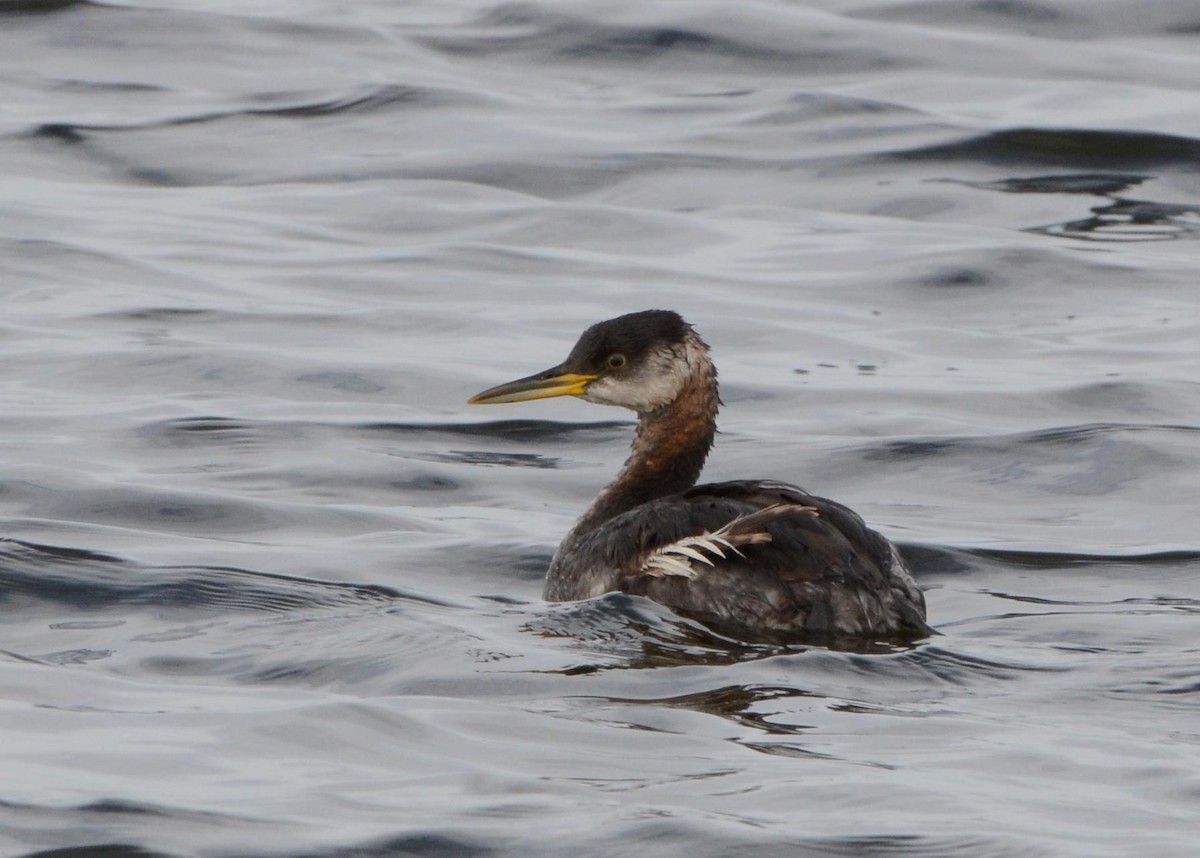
468, 365, 598, 405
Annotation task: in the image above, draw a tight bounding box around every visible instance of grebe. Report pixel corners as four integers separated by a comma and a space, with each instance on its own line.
469, 310, 928, 642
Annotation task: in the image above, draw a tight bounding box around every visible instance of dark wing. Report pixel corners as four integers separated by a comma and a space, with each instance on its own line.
582, 479, 928, 641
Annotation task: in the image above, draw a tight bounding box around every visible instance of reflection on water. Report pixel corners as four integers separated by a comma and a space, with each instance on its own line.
1031, 197, 1200, 242
943, 171, 1200, 242
2, 0, 1199, 856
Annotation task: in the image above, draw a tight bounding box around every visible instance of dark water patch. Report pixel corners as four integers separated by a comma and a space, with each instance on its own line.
297, 371, 386, 394
891, 128, 1200, 169
900, 542, 1200, 575
850, 0, 1081, 36
48, 78, 166, 94
29, 122, 87, 144
363, 419, 629, 442
23, 84, 478, 140
945, 172, 1200, 242
895, 543, 975, 575
419, 3, 909, 74
412, 450, 564, 469
1030, 197, 1200, 242
961, 546, 1200, 569
390, 473, 461, 492
74, 797, 198, 816
44, 488, 281, 535
136, 417, 304, 451
97, 307, 348, 327
19, 847, 180, 858
288, 832, 498, 858
867, 421, 1196, 476
558, 25, 870, 73
982, 589, 1199, 610
919, 267, 991, 288
110, 307, 215, 322
953, 172, 1150, 195
0, 539, 123, 566
571, 26, 724, 58
0, 0, 87, 14
143, 416, 252, 436
50, 619, 126, 630
855, 0, 1200, 40
244, 84, 460, 118
0, 538, 450, 615
1147, 670, 1200, 696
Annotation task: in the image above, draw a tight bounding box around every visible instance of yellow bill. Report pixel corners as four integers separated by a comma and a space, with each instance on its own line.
469, 367, 597, 405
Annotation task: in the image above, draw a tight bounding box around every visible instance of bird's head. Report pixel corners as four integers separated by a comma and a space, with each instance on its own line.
469, 310, 709, 415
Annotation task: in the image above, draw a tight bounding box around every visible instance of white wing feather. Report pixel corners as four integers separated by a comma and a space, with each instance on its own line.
640, 503, 816, 579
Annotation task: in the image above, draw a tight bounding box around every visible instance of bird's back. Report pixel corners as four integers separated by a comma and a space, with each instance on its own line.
546, 479, 928, 643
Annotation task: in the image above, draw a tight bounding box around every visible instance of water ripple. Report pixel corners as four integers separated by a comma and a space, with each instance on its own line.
0, 538, 450, 614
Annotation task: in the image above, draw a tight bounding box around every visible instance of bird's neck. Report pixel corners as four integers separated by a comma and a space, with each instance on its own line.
574, 356, 719, 534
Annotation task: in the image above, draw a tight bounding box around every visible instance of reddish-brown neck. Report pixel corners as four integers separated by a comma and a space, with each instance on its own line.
573, 359, 719, 534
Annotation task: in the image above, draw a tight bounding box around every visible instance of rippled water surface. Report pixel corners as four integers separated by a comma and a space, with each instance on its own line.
2, 1, 1199, 856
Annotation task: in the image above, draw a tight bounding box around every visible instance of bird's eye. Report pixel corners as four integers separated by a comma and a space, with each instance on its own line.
607, 353, 627, 369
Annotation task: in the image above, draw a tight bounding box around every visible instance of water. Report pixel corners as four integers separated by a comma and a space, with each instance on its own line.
2, 1, 1199, 856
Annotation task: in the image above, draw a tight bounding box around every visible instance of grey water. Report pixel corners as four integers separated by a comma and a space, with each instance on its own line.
2, 1, 1199, 856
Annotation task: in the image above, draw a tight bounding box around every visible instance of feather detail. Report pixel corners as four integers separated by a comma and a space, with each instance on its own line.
641, 503, 817, 579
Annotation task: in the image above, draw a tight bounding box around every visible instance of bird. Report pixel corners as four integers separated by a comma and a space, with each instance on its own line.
468, 310, 928, 643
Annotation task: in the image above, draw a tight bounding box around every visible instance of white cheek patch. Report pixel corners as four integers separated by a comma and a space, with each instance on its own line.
582, 343, 695, 412
578, 376, 622, 407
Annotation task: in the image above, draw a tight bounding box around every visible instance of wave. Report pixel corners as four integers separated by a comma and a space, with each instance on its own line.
890, 127, 1200, 169
0, 538, 451, 615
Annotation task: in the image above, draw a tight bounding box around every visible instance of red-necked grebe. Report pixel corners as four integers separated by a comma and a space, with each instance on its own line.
469, 310, 928, 642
